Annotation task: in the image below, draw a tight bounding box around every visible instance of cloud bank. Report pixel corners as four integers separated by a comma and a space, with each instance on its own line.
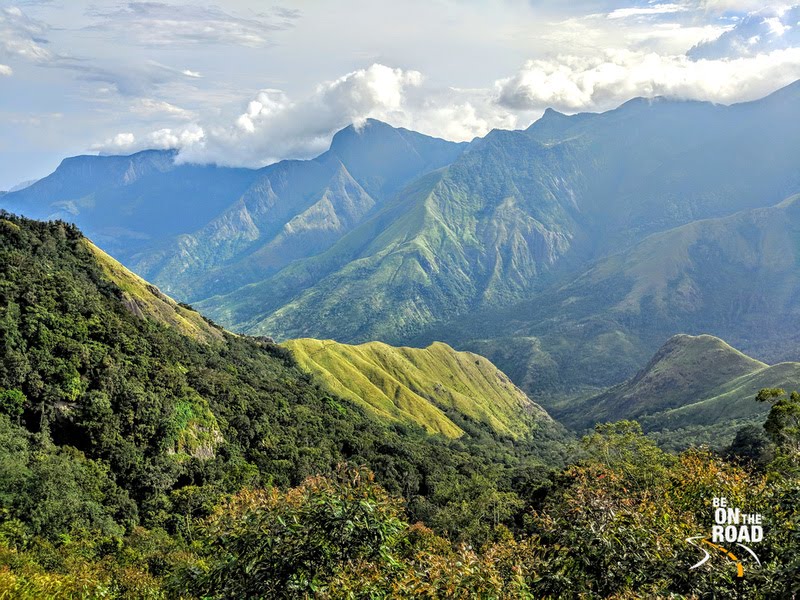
97, 64, 517, 166
496, 48, 800, 112
8, 1, 800, 181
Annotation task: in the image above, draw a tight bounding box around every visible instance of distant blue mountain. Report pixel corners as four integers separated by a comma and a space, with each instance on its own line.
1, 149, 257, 260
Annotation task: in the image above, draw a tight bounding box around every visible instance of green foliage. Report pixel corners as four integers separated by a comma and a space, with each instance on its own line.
725, 424, 772, 468
179, 466, 405, 598
757, 388, 800, 477
0, 389, 25, 420
0, 213, 570, 596
2, 212, 799, 597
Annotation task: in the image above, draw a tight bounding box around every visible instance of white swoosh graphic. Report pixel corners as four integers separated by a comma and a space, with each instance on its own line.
736, 543, 761, 567
686, 536, 710, 569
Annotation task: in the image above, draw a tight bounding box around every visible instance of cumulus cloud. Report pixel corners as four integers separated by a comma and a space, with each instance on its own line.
183, 64, 425, 164
175, 64, 490, 166
91, 63, 518, 165
495, 48, 800, 112
85, 3, 298, 47
92, 124, 204, 154
689, 5, 800, 58
607, 4, 689, 19
0, 64, 12, 76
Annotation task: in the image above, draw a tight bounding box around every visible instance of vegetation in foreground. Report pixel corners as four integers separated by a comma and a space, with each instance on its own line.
0, 409, 798, 599
1, 214, 798, 598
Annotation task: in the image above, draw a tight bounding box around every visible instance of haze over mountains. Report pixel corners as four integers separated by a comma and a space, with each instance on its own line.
5, 81, 800, 444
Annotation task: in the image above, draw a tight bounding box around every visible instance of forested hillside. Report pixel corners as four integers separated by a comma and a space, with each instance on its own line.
0, 214, 798, 597
0, 213, 574, 596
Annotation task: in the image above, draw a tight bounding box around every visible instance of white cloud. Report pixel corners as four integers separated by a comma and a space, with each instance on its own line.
148, 125, 205, 149
177, 64, 427, 165
92, 63, 518, 164
92, 125, 204, 154
95, 132, 136, 152
0, 64, 12, 76
608, 4, 689, 19
0, 6, 54, 64
689, 6, 800, 58
85, 3, 298, 47
131, 98, 195, 120
495, 47, 800, 112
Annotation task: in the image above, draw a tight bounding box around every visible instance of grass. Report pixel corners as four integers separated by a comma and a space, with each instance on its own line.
85, 240, 225, 344
283, 338, 549, 439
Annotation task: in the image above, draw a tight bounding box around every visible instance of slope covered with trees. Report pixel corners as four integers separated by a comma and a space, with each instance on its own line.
0, 213, 573, 594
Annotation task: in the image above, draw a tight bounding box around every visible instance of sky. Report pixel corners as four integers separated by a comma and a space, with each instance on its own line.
1, 1, 800, 189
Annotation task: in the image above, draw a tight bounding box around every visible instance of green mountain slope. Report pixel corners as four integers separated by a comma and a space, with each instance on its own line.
559, 334, 800, 449
0, 212, 567, 547
565, 334, 767, 426
284, 338, 554, 439
199, 82, 800, 347
87, 240, 225, 344
200, 128, 582, 340
133, 120, 466, 301
423, 193, 800, 408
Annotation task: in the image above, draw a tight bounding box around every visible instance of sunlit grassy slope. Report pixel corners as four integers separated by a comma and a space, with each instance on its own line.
86, 240, 225, 344
284, 338, 552, 439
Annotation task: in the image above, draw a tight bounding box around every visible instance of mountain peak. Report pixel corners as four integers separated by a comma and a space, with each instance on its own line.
329, 118, 401, 151
325, 118, 465, 198
563, 333, 770, 435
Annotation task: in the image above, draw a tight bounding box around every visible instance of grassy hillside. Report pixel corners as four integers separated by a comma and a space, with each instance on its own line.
284, 338, 553, 439
561, 334, 766, 426
87, 240, 224, 344
562, 334, 800, 449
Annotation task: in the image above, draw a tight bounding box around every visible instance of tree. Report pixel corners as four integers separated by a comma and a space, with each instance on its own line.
179, 466, 406, 598
726, 424, 771, 468
756, 388, 800, 476
0, 389, 25, 421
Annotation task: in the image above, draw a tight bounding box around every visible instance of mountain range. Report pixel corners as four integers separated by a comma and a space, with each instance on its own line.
4, 81, 800, 442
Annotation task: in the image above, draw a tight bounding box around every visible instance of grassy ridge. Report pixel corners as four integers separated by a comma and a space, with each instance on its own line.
87, 240, 225, 344
284, 338, 551, 439
562, 334, 800, 448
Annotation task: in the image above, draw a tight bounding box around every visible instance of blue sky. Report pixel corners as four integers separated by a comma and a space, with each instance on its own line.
2, 0, 800, 189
